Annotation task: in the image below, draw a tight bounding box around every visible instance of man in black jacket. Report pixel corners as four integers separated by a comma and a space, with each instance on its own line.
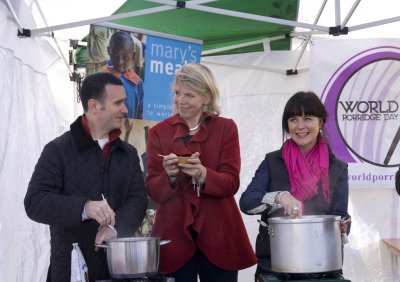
24, 73, 148, 281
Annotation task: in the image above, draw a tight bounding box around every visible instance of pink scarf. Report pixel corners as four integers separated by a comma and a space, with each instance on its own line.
282, 138, 330, 210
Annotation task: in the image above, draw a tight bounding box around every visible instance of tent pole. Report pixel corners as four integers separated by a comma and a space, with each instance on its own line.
202, 57, 308, 75
202, 39, 263, 55
349, 16, 400, 32
334, 0, 341, 27
4, 0, 23, 28
341, 0, 361, 27
291, 31, 326, 37
98, 22, 202, 44
32, 0, 72, 76
28, 6, 176, 36
147, 0, 330, 32
202, 31, 325, 56
33, 0, 49, 26
201, 37, 286, 56
290, 0, 328, 74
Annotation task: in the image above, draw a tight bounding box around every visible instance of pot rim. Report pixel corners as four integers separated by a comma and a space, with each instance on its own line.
106, 237, 162, 243
268, 215, 341, 224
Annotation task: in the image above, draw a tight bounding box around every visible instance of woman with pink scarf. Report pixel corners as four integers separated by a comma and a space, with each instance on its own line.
240, 91, 351, 281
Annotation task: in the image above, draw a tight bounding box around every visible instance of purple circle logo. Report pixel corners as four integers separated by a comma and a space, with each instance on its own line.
321, 46, 400, 167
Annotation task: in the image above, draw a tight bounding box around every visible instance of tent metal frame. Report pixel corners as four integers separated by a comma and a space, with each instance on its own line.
94, 22, 202, 45
20, 0, 399, 38
4, 0, 22, 29
13, 0, 400, 74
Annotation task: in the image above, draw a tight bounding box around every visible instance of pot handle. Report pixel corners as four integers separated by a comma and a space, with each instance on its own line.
257, 220, 274, 237
160, 240, 171, 246
257, 219, 269, 228
94, 244, 109, 249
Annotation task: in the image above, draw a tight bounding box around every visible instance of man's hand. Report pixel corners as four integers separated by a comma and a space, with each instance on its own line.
84, 200, 116, 226
95, 226, 117, 251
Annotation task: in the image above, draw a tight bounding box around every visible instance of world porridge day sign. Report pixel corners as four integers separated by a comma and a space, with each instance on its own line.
311, 39, 400, 188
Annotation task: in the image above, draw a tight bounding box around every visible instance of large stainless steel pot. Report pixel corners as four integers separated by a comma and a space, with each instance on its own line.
96, 237, 170, 278
267, 215, 341, 273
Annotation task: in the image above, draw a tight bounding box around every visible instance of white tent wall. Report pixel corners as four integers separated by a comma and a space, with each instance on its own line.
0, 1, 68, 281
45, 41, 82, 126
343, 189, 399, 280
203, 51, 310, 281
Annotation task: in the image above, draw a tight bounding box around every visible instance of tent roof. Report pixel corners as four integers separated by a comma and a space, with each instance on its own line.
14, 0, 400, 55
109, 0, 299, 55
14, 0, 400, 71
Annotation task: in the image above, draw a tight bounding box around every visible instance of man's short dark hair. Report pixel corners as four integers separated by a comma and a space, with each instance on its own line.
79, 72, 123, 112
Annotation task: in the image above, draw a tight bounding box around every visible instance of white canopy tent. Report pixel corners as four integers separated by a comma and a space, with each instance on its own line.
1, 0, 400, 281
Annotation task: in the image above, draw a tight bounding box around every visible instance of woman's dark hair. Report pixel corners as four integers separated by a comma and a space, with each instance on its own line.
79, 72, 122, 112
282, 91, 328, 139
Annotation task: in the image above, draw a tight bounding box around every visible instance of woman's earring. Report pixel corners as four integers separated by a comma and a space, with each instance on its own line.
203, 104, 210, 112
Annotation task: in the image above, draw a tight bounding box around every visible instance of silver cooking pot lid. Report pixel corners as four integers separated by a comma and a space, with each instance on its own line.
268, 215, 341, 224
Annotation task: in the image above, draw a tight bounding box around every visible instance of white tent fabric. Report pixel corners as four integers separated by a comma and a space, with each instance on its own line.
203, 53, 309, 281
0, 1, 61, 281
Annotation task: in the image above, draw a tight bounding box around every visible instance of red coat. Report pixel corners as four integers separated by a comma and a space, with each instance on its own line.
146, 113, 257, 274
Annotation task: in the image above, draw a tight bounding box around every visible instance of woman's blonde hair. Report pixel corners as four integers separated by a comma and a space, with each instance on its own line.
172, 63, 221, 115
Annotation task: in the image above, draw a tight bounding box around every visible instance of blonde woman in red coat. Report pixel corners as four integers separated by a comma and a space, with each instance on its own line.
146, 63, 257, 282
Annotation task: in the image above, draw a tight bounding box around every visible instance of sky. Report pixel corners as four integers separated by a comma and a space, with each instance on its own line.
32, 0, 125, 43
297, 0, 400, 39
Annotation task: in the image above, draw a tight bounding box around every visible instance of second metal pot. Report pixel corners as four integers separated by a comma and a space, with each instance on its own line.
268, 215, 342, 273
96, 237, 170, 278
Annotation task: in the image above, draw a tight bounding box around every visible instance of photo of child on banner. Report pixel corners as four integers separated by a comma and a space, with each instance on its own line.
86, 25, 202, 122
86, 25, 145, 119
